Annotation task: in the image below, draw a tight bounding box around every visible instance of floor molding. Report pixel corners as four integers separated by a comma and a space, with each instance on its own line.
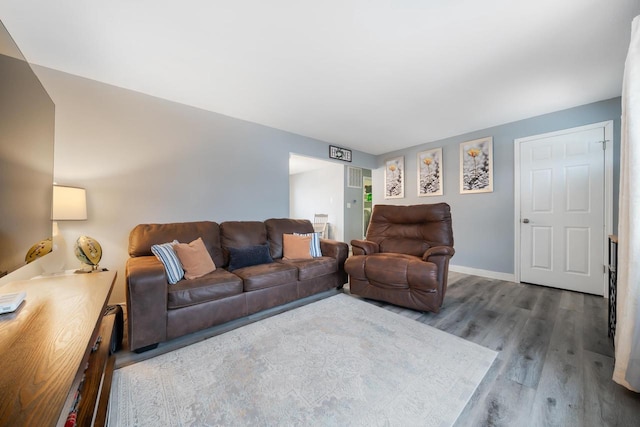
449, 264, 515, 282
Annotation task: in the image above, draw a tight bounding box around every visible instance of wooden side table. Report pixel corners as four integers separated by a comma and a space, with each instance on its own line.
0, 270, 116, 426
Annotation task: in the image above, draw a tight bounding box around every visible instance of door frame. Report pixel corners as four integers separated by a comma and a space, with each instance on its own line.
513, 120, 614, 296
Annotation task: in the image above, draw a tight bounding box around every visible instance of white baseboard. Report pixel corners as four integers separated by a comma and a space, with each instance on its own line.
449, 264, 516, 282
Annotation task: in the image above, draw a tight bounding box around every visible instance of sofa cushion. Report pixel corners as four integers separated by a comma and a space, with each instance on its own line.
264, 218, 315, 259
227, 244, 273, 271
232, 262, 298, 292
150, 240, 184, 284
129, 221, 224, 267
278, 257, 337, 281
167, 269, 243, 309
283, 234, 312, 260
220, 221, 268, 266
174, 237, 216, 279
294, 232, 322, 257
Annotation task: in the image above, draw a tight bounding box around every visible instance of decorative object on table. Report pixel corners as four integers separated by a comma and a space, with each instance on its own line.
384, 156, 404, 199
460, 137, 493, 194
417, 147, 443, 197
74, 235, 103, 272
0, 291, 26, 314
328, 145, 352, 162
40, 185, 87, 274
25, 238, 52, 264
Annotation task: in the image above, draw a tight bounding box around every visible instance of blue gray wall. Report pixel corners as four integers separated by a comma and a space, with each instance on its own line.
343, 166, 367, 245
31, 61, 621, 297
373, 98, 621, 277
33, 65, 376, 303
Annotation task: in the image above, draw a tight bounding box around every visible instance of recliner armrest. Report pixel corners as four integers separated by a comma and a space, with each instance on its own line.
351, 239, 379, 255
125, 256, 169, 351
422, 245, 455, 261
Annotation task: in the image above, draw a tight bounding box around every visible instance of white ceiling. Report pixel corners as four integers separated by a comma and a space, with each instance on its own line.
1, 1, 638, 155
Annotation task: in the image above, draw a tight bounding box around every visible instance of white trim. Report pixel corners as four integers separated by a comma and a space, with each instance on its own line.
604, 121, 614, 298
513, 120, 613, 297
449, 264, 516, 282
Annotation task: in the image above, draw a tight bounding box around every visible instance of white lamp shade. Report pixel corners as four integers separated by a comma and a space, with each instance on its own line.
52, 185, 87, 220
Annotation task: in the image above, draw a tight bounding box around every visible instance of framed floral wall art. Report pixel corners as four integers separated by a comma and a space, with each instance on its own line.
417, 148, 443, 197
384, 156, 404, 199
460, 137, 493, 194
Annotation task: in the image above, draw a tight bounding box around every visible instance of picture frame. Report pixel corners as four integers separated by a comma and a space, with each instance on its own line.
329, 145, 352, 162
460, 137, 493, 194
417, 148, 443, 197
384, 156, 404, 199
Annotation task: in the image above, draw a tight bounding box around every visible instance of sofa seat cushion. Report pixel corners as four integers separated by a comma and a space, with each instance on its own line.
278, 257, 337, 281
168, 269, 243, 309
232, 262, 298, 292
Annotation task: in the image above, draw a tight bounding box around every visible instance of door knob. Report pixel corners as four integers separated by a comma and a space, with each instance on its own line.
522, 218, 530, 224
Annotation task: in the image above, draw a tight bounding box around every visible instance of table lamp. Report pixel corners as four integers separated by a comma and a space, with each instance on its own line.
40, 185, 87, 274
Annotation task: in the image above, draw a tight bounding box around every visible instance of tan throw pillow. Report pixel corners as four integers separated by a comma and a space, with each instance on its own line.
283, 234, 312, 260
174, 237, 216, 280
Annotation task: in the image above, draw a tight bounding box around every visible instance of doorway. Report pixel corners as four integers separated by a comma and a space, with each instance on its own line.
363, 174, 372, 238
514, 121, 613, 295
289, 154, 344, 241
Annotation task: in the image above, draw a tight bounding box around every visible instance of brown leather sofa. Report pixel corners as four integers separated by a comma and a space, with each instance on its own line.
126, 219, 348, 352
344, 203, 454, 313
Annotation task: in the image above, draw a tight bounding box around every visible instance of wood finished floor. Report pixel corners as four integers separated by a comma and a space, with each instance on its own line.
116, 272, 640, 426
350, 272, 640, 427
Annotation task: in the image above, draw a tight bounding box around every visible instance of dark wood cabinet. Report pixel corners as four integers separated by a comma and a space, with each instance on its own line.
75, 312, 116, 426
608, 235, 617, 344
0, 270, 116, 426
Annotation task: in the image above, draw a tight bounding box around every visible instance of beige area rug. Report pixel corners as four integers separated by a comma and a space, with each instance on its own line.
109, 294, 497, 426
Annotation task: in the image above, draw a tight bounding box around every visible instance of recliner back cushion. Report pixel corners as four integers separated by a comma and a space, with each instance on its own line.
366, 203, 453, 256
378, 238, 430, 257
129, 221, 224, 267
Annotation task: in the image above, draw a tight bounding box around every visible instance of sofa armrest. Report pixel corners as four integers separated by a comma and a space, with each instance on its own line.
320, 239, 348, 261
125, 256, 169, 351
422, 245, 455, 261
320, 239, 349, 284
350, 239, 379, 255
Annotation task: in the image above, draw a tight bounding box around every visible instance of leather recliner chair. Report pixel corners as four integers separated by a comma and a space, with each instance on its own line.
344, 203, 455, 313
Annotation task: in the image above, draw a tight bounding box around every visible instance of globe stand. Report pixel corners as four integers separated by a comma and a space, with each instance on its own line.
74, 264, 100, 274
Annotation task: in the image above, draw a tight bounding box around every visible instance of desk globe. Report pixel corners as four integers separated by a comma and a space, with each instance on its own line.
25, 238, 52, 264
74, 235, 103, 271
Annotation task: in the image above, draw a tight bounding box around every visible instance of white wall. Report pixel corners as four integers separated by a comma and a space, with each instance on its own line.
289, 165, 344, 241
33, 66, 377, 304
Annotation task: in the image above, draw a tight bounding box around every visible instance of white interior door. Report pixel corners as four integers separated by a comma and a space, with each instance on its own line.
518, 125, 606, 295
